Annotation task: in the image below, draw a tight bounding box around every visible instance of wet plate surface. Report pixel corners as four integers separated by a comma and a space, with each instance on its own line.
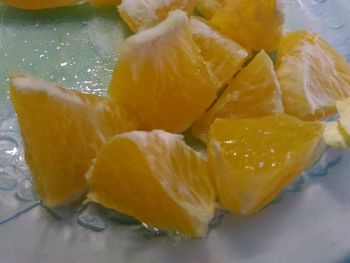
1, 1, 350, 262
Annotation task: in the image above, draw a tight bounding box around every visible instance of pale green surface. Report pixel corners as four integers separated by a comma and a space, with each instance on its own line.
0, 3, 130, 99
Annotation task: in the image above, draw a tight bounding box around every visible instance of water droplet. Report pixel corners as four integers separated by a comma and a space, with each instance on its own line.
307, 148, 341, 177
0, 136, 19, 165
0, 172, 17, 191
142, 223, 167, 238
78, 214, 106, 232
15, 180, 38, 202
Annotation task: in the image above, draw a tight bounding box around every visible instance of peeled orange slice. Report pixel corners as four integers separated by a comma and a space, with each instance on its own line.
118, 0, 195, 32
108, 10, 216, 133
195, 0, 227, 19
10, 73, 136, 207
192, 50, 283, 143
190, 16, 251, 92
276, 30, 350, 120
211, 0, 285, 51
87, 130, 215, 237
208, 115, 324, 215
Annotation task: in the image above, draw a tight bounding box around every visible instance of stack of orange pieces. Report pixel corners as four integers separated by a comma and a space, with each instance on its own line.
7, 0, 350, 238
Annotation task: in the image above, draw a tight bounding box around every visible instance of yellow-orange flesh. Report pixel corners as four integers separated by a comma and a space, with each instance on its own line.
10, 73, 136, 207
208, 115, 324, 215
87, 130, 215, 237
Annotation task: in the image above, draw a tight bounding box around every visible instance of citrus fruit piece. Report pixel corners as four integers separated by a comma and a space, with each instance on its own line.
3, 0, 83, 9
90, 0, 120, 7
208, 115, 324, 215
87, 130, 215, 237
190, 16, 251, 92
210, 0, 285, 51
192, 50, 283, 143
195, 0, 227, 19
10, 73, 136, 208
276, 30, 350, 121
108, 10, 216, 133
118, 0, 195, 32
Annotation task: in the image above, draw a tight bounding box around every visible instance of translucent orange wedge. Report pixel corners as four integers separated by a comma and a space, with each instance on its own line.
276, 30, 350, 120
211, 0, 285, 51
87, 130, 215, 237
118, 0, 195, 32
10, 73, 136, 207
190, 16, 251, 92
208, 115, 324, 215
192, 50, 283, 143
108, 10, 216, 133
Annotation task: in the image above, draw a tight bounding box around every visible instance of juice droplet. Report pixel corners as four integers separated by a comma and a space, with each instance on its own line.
78, 214, 106, 232
0, 172, 17, 191
15, 180, 38, 201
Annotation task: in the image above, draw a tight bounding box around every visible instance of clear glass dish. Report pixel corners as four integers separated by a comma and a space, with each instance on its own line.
1, 1, 350, 262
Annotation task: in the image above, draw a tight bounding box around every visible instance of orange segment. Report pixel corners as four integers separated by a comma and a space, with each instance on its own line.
108, 10, 216, 133
276, 30, 350, 120
210, 0, 285, 51
208, 115, 324, 215
118, 0, 195, 32
195, 0, 227, 19
87, 130, 215, 237
3, 0, 83, 9
192, 50, 283, 143
190, 16, 251, 92
10, 73, 136, 207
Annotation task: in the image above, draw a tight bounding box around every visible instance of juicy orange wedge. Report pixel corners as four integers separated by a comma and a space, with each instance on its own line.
87, 130, 215, 237
276, 30, 350, 120
192, 50, 283, 143
108, 10, 216, 133
10, 73, 136, 207
118, 0, 195, 32
190, 16, 251, 92
208, 115, 324, 215
211, 0, 285, 51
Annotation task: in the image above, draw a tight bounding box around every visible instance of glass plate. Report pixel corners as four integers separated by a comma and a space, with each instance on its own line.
1, 1, 350, 262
